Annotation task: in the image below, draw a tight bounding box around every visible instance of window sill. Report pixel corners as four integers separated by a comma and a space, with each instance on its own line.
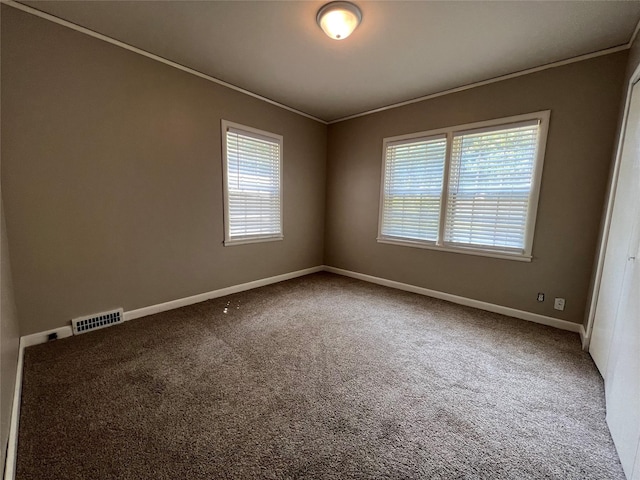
376, 237, 532, 262
224, 235, 283, 247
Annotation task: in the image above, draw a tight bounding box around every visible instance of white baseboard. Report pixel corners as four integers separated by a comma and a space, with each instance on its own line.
5, 263, 584, 479
21, 326, 74, 348
18, 263, 581, 348
3, 265, 323, 479
579, 325, 588, 350
323, 266, 583, 334
19, 266, 324, 348
124, 266, 324, 321
5, 327, 74, 479
4, 338, 24, 480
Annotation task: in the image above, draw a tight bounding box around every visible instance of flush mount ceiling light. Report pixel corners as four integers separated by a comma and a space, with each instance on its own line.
316, 1, 362, 40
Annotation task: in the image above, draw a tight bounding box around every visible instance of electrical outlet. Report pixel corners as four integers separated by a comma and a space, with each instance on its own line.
554, 298, 566, 311
537, 293, 545, 302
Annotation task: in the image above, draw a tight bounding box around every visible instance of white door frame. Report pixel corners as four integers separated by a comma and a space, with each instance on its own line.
584, 61, 640, 349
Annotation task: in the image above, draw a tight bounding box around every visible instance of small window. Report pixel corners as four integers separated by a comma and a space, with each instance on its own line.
221, 120, 283, 246
378, 111, 550, 261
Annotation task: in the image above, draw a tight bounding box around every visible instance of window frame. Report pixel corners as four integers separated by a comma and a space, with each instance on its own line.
377, 111, 551, 262
221, 119, 284, 246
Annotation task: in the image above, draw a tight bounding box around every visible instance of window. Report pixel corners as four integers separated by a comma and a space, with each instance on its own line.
221, 120, 283, 246
378, 111, 550, 260
381, 135, 447, 242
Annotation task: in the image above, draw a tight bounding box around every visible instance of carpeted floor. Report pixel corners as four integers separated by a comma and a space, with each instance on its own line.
17, 272, 623, 479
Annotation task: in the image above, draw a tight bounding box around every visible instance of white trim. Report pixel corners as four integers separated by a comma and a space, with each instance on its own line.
379, 112, 550, 145
579, 324, 587, 348
328, 45, 628, 124
324, 266, 583, 334
1, 0, 326, 125
2, 266, 323, 479
9, 264, 583, 342
376, 238, 533, 262
223, 236, 283, 247
629, 16, 640, 50
3, 0, 631, 126
584, 61, 640, 349
377, 110, 550, 261
221, 119, 284, 247
385, 132, 447, 147
453, 118, 540, 137
438, 131, 453, 243
20, 326, 74, 348
523, 111, 550, 257
4, 326, 74, 479
14, 267, 322, 343
376, 133, 391, 252
3, 262, 581, 478
3, 339, 24, 480
124, 266, 323, 321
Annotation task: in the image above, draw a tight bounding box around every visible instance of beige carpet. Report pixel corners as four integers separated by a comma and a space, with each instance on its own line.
17, 272, 623, 479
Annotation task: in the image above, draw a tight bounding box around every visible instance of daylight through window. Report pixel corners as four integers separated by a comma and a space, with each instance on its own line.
222, 120, 283, 246
378, 112, 550, 260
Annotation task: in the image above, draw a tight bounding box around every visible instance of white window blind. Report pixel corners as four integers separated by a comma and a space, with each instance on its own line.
222, 121, 282, 245
380, 135, 447, 242
444, 120, 540, 253
377, 111, 549, 260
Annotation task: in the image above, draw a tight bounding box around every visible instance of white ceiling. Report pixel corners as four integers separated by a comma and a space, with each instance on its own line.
20, 1, 640, 122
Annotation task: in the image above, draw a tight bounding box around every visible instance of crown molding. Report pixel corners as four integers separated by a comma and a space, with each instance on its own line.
1, 0, 327, 125
3, 0, 636, 126
328, 44, 630, 124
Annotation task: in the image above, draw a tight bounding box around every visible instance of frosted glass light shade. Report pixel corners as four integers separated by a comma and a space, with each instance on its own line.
316, 2, 362, 40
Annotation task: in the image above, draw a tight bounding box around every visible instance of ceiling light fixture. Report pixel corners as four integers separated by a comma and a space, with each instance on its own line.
316, 1, 362, 40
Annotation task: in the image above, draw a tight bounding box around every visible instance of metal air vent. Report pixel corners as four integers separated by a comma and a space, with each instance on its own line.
72, 308, 124, 335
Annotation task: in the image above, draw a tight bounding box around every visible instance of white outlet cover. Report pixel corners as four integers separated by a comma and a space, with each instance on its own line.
554, 298, 566, 311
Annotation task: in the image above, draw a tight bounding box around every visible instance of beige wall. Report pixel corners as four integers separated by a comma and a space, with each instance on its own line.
1, 201, 20, 469
325, 52, 628, 325
0, 5, 631, 335
1, 7, 327, 335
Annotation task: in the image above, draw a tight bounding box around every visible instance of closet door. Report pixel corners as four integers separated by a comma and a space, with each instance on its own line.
591, 80, 640, 479
604, 175, 640, 479
590, 83, 640, 376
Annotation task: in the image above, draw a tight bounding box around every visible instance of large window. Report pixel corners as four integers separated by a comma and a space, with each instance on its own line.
221, 120, 283, 246
378, 111, 550, 260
